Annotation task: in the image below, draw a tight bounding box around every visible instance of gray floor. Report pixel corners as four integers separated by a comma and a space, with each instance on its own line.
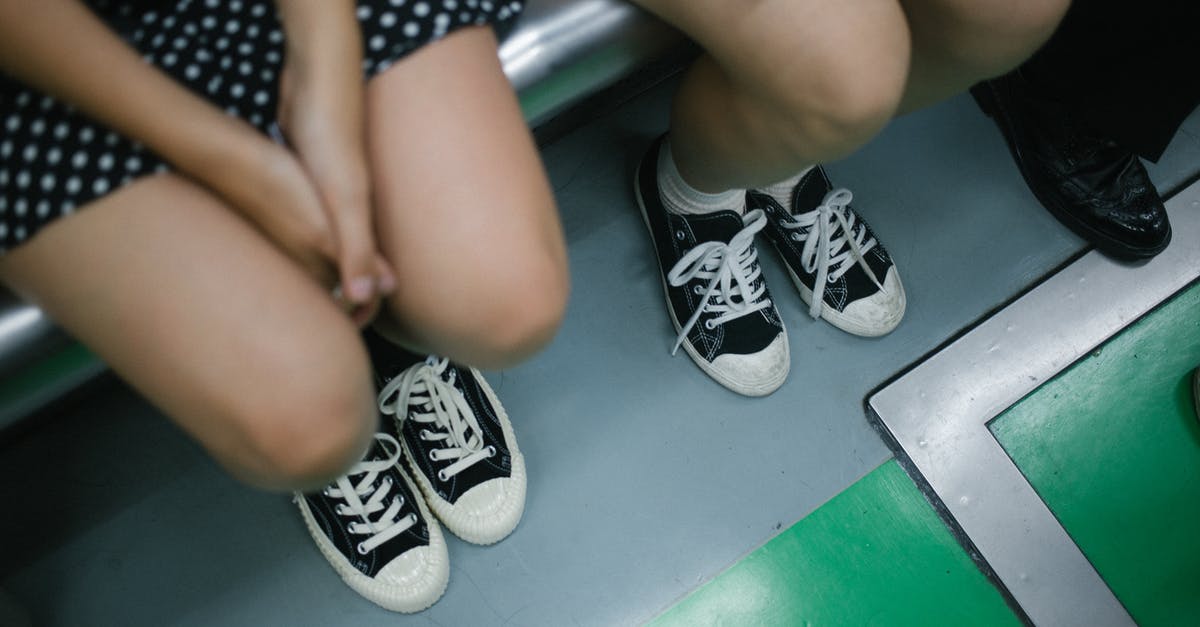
3, 76, 1198, 627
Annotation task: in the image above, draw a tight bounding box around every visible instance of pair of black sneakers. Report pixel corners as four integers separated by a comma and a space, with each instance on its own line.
295, 329, 526, 613
635, 136, 906, 396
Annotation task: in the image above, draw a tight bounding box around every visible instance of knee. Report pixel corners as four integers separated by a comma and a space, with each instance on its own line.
741, 27, 909, 163
922, 0, 1069, 79
229, 352, 377, 491
462, 266, 568, 368
388, 230, 569, 370
772, 64, 907, 163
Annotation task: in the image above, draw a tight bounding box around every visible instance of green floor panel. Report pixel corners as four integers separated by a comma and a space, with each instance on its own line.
651, 460, 1020, 626
992, 283, 1200, 626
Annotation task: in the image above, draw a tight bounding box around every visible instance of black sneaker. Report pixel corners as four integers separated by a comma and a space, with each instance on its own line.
295, 425, 449, 613
366, 332, 526, 545
749, 167, 905, 337
634, 136, 789, 396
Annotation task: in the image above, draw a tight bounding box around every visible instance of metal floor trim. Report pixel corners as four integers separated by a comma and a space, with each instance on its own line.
868, 181, 1200, 627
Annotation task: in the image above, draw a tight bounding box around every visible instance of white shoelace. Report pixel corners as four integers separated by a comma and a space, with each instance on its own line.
777, 188, 885, 319
666, 209, 772, 355
323, 432, 417, 555
379, 357, 494, 483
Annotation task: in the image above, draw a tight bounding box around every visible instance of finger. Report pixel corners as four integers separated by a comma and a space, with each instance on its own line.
306, 261, 339, 293
332, 207, 382, 305
294, 241, 338, 290
374, 254, 396, 295
296, 213, 341, 290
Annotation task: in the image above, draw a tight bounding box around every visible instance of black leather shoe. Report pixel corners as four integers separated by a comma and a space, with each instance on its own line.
1192, 367, 1199, 423
971, 73, 1171, 260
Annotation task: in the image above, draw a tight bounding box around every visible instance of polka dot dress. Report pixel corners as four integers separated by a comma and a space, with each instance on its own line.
0, 0, 523, 253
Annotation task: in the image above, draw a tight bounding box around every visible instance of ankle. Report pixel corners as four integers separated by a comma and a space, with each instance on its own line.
657, 137, 745, 216
755, 165, 814, 209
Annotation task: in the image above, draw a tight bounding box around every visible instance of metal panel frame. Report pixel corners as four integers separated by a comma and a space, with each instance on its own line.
869, 183, 1200, 626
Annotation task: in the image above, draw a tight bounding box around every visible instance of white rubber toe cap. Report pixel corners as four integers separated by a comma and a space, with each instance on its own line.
706, 331, 790, 397
829, 266, 906, 337
367, 542, 450, 613
433, 452, 527, 545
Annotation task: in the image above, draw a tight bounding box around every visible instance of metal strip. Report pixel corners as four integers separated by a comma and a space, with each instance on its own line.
869, 183, 1200, 626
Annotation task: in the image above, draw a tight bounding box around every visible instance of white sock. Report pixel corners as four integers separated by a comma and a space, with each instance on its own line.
757, 165, 815, 210
658, 139, 745, 216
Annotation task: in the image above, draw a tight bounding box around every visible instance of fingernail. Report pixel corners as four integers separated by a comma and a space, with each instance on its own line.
347, 277, 373, 302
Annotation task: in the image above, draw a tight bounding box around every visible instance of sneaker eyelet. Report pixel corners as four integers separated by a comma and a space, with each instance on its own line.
437, 469, 449, 482
675, 230, 686, 241
791, 233, 801, 241
356, 543, 368, 555
486, 445, 497, 457
408, 513, 418, 524
322, 487, 332, 497
428, 450, 439, 461
419, 430, 431, 441
335, 504, 348, 515
704, 320, 716, 330
692, 285, 703, 295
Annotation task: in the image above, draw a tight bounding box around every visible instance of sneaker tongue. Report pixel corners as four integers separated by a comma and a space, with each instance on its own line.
676, 209, 746, 245
790, 167, 832, 215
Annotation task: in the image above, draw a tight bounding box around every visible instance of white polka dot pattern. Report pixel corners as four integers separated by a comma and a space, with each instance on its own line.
0, 0, 524, 252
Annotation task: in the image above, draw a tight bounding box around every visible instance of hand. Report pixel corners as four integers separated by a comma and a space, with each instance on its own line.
191, 116, 382, 325
206, 132, 341, 290
275, 29, 395, 327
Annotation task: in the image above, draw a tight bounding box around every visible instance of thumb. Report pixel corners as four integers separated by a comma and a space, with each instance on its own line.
336, 219, 382, 305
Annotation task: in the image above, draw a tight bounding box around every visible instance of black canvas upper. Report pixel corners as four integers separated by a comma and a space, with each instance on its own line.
397, 363, 513, 504
750, 166, 894, 314
300, 424, 431, 578
363, 329, 514, 505
636, 137, 783, 361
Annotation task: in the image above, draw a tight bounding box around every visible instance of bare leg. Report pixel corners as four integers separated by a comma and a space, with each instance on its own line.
636, 0, 911, 192
0, 176, 376, 491
365, 27, 568, 369
635, 0, 1067, 190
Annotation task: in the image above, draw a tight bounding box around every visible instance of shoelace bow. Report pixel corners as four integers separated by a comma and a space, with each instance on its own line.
322, 432, 417, 555
379, 357, 494, 483
666, 209, 772, 354
778, 188, 885, 319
